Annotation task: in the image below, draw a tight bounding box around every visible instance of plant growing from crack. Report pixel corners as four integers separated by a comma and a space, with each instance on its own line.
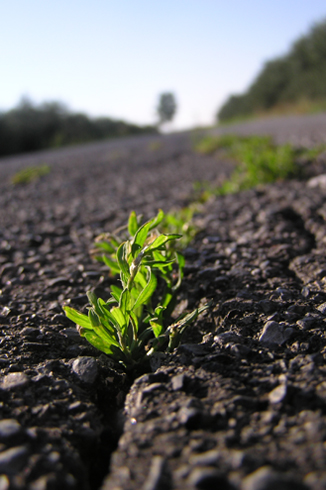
194, 134, 326, 197
64, 210, 209, 370
11, 164, 50, 185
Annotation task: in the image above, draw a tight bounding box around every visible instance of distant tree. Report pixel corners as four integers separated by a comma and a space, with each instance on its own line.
0, 98, 158, 157
157, 92, 177, 126
217, 18, 326, 122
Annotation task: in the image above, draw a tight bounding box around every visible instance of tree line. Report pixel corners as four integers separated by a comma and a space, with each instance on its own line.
0, 98, 157, 157
217, 19, 326, 122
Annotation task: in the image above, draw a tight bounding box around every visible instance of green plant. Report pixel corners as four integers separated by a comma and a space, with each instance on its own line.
194, 135, 325, 196
160, 207, 199, 249
64, 210, 209, 370
11, 164, 50, 185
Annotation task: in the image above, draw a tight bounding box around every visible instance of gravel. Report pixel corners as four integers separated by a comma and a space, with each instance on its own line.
1, 114, 326, 489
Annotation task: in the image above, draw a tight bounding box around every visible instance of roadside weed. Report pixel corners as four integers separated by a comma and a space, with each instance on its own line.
194, 135, 325, 196
64, 210, 210, 370
11, 164, 50, 185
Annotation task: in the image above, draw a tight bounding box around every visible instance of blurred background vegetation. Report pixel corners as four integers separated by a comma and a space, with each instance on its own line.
218, 19, 326, 122
0, 98, 157, 157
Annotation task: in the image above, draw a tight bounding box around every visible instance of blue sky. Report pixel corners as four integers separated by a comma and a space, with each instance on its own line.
1, 0, 326, 130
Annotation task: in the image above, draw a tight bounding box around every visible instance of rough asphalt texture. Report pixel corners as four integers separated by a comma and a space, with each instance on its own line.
1, 113, 326, 490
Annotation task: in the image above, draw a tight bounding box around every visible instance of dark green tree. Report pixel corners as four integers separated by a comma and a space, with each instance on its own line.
157, 92, 177, 126
217, 18, 326, 122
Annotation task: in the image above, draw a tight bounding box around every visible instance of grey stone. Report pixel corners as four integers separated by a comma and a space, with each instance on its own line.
0, 475, 9, 490
0, 446, 29, 475
189, 449, 220, 466
0, 372, 29, 390
143, 456, 170, 490
307, 174, 326, 189
317, 302, 326, 315
268, 383, 288, 404
188, 467, 231, 489
259, 321, 286, 346
171, 374, 187, 391
241, 466, 307, 490
0, 419, 22, 441
72, 357, 98, 384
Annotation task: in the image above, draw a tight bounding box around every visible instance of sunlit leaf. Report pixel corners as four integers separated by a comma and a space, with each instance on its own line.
133, 267, 157, 310
145, 234, 181, 252
117, 242, 130, 278
63, 306, 91, 329
128, 211, 139, 236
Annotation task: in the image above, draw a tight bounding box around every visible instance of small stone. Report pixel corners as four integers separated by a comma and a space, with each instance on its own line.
214, 331, 242, 346
259, 321, 285, 346
189, 449, 220, 466
72, 357, 98, 384
307, 174, 326, 189
317, 302, 326, 315
241, 466, 307, 490
1, 373, 29, 390
0, 475, 9, 490
268, 384, 288, 404
188, 468, 231, 489
0, 419, 22, 442
0, 446, 29, 475
142, 383, 165, 396
178, 407, 202, 428
47, 277, 71, 287
60, 328, 81, 340
143, 456, 170, 490
171, 374, 187, 391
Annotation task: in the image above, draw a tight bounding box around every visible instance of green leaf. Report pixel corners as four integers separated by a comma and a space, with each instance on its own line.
63, 306, 91, 329
102, 255, 120, 275
128, 211, 139, 237
131, 221, 151, 257
117, 242, 130, 279
100, 304, 123, 331
150, 321, 164, 338
142, 258, 175, 267
111, 285, 123, 302
120, 288, 132, 316
148, 209, 165, 230
87, 291, 103, 318
111, 307, 128, 332
145, 234, 181, 252
89, 308, 101, 327
133, 267, 157, 310
82, 330, 121, 357
94, 241, 116, 254
173, 251, 185, 290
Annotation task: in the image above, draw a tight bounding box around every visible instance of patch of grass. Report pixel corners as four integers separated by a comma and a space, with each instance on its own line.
147, 140, 163, 152
11, 164, 50, 185
161, 207, 199, 249
194, 134, 326, 197
64, 210, 210, 371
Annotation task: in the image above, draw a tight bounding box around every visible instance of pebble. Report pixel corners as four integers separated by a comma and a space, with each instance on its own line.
0, 475, 9, 490
259, 321, 293, 346
171, 374, 187, 391
178, 407, 202, 428
0, 419, 22, 442
0, 373, 29, 390
0, 446, 29, 475
189, 449, 220, 466
241, 466, 307, 490
72, 357, 98, 384
143, 456, 169, 490
317, 302, 326, 315
307, 174, 326, 189
214, 331, 242, 346
268, 384, 288, 404
188, 467, 231, 489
